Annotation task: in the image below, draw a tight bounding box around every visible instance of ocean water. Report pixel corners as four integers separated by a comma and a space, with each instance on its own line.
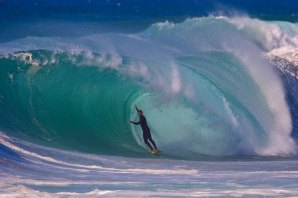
1, 0, 298, 197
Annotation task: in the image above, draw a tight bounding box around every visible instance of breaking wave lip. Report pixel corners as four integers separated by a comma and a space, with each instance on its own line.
0, 15, 297, 159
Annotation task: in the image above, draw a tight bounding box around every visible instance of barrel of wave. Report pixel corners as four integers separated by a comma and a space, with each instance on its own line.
130, 53, 297, 158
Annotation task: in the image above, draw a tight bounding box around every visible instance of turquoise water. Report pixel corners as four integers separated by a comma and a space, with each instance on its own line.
1, 1, 298, 196
1, 17, 297, 159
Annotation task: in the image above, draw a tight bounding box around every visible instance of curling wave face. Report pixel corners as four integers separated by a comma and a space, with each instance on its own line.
0, 16, 297, 159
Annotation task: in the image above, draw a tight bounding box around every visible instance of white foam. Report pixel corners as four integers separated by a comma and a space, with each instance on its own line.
227, 17, 292, 50
0, 185, 114, 198
13, 52, 40, 66
225, 16, 298, 79
154, 20, 175, 31
2, 186, 298, 198
170, 65, 181, 93
0, 132, 197, 175
265, 46, 298, 78
221, 96, 239, 127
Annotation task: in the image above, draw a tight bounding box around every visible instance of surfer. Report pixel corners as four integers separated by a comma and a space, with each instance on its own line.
130, 105, 158, 154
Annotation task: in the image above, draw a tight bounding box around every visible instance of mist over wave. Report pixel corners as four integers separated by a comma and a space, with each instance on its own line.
0, 16, 297, 159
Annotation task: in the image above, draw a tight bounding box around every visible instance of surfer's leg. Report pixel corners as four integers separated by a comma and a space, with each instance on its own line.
146, 132, 157, 150
144, 138, 153, 150
143, 134, 153, 150
148, 136, 157, 150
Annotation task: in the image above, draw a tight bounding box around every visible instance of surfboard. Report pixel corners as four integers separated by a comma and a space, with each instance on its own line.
150, 150, 160, 155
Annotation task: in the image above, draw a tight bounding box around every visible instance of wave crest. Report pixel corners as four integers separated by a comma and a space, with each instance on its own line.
0, 16, 297, 158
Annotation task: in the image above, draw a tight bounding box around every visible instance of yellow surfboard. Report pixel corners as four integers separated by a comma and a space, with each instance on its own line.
150, 150, 160, 155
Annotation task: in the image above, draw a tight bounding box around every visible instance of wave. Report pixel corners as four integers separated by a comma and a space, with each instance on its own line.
0, 16, 297, 159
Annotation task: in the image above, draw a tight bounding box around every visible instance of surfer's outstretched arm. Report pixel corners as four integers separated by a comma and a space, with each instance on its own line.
135, 105, 140, 112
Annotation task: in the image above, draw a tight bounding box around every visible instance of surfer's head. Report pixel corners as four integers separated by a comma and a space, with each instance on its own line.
137, 110, 143, 116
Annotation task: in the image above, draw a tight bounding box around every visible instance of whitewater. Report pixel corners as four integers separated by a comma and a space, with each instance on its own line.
1, 5, 298, 196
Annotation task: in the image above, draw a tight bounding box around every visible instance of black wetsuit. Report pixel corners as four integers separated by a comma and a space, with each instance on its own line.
131, 115, 157, 150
